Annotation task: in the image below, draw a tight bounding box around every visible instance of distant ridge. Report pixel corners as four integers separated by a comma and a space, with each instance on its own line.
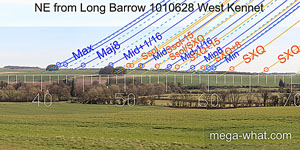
3, 66, 41, 69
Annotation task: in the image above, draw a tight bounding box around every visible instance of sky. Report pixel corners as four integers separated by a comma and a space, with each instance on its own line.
0, 0, 300, 73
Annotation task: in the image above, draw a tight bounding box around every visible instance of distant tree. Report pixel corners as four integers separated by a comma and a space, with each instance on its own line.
219, 91, 229, 108
13, 82, 25, 90
279, 94, 286, 106
109, 84, 121, 104
99, 66, 114, 74
48, 82, 70, 101
229, 89, 241, 108
153, 83, 163, 98
0, 81, 8, 89
0, 90, 5, 101
261, 90, 269, 106
245, 93, 252, 107
105, 80, 110, 86
127, 84, 138, 95
46, 64, 59, 71
177, 82, 182, 88
295, 95, 299, 106
84, 87, 103, 104
271, 95, 279, 106
168, 82, 182, 93
114, 66, 127, 74
92, 81, 99, 86
139, 97, 149, 106
70, 79, 76, 97
279, 79, 285, 88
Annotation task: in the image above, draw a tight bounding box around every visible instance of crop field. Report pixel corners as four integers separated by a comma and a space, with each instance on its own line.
1, 69, 300, 87
0, 103, 299, 150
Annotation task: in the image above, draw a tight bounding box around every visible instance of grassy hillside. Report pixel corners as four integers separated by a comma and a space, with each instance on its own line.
0, 103, 299, 149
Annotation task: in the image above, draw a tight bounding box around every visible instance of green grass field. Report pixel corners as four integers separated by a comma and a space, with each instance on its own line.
0, 103, 299, 149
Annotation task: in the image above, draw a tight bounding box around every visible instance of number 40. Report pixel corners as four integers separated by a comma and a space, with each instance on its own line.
32, 90, 52, 107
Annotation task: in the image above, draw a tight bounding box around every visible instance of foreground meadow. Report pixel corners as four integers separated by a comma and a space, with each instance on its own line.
0, 103, 299, 149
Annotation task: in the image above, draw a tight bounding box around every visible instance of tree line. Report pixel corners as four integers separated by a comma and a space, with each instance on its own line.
0, 78, 298, 108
